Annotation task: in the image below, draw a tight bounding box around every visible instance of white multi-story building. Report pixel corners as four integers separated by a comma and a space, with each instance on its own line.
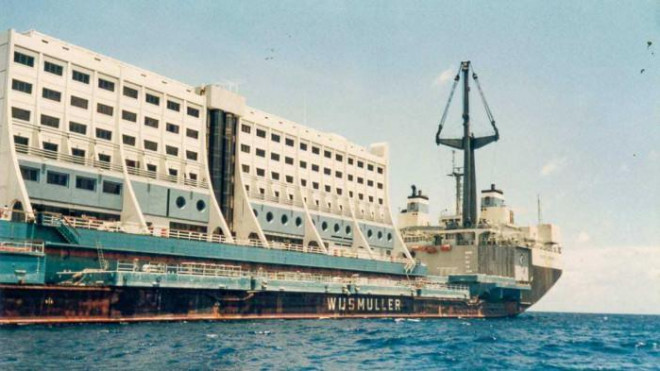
0, 29, 412, 263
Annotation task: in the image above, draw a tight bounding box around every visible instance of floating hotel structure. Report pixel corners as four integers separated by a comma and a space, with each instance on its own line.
0, 30, 562, 323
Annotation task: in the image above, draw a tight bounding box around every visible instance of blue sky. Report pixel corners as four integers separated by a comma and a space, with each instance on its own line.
3, 1, 659, 314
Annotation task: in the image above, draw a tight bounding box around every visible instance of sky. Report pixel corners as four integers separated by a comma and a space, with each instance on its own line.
2, 1, 659, 314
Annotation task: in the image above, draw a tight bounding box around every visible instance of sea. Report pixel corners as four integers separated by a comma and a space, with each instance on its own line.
0, 312, 657, 370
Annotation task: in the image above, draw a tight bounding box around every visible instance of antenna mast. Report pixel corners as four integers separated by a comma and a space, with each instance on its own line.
447, 150, 463, 216
537, 194, 543, 225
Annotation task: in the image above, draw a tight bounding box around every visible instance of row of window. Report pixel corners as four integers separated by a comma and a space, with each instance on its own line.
252, 208, 392, 241
240, 145, 384, 189
13, 51, 201, 118
11, 107, 200, 145
242, 124, 384, 174
19, 165, 122, 194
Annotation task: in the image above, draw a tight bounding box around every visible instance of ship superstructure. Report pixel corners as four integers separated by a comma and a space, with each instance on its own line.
0, 30, 560, 323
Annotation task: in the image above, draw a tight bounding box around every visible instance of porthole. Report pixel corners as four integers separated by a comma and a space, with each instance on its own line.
387, 233, 393, 241
345, 225, 352, 235
175, 196, 186, 209
321, 221, 328, 231
334, 223, 340, 233
281, 214, 288, 225
367, 229, 373, 239
377, 231, 383, 240
295, 216, 303, 227
196, 200, 206, 212
266, 211, 274, 223
253, 209, 259, 217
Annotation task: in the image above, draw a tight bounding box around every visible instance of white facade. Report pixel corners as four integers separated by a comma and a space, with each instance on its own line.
0, 29, 413, 264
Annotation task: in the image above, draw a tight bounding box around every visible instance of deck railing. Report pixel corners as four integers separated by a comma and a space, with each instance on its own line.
0, 240, 45, 255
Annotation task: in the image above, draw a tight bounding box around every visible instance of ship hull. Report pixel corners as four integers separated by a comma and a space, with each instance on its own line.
0, 284, 524, 325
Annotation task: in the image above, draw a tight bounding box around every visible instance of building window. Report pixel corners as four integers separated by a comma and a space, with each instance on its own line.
186, 151, 198, 161
337, 188, 343, 195
357, 161, 364, 168
144, 117, 159, 128
75, 176, 96, 191
271, 133, 280, 143
301, 179, 307, 187
285, 175, 294, 184
324, 150, 332, 159
300, 142, 308, 151
144, 140, 158, 151
325, 185, 331, 192
378, 198, 384, 205
241, 124, 251, 133
311, 164, 319, 172
285, 157, 294, 165
69, 121, 87, 135
119, 111, 136, 123
377, 167, 383, 174
11, 79, 32, 94
98, 153, 111, 163
241, 164, 250, 174
256, 129, 266, 138
145, 93, 160, 106
122, 135, 136, 146
20, 166, 39, 182
14, 51, 34, 67
271, 172, 280, 181
98, 78, 115, 92
300, 161, 307, 169
40, 114, 60, 128
196, 200, 206, 212
97, 103, 114, 116
70, 96, 88, 109
256, 168, 265, 177
270, 152, 280, 161
166, 145, 179, 156
256, 149, 266, 157
189, 172, 197, 180
335, 171, 342, 178
72, 70, 90, 84
368, 164, 374, 171
167, 100, 180, 112
312, 182, 319, 190
240, 144, 250, 153
46, 171, 68, 187
348, 174, 354, 181
186, 128, 199, 139
348, 158, 354, 165
367, 180, 374, 187
377, 183, 383, 190
123, 86, 138, 99
166, 123, 180, 134
44, 61, 63, 76
11, 107, 31, 121
312, 146, 320, 155
357, 177, 364, 184
358, 193, 364, 200
186, 106, 200, 117
42, 88, 62, 102
168, 168, 178, 177
368, 196, 374, 202
323, 168, 331, 175
102, 181, 122, 195
95, 128, 113, 141
285, 138, 295, 147
147, 164, 157, 173
71, 148, 85, 162
175, 196, 186, 209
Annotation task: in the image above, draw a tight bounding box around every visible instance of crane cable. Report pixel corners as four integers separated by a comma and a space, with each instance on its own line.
471, 65, 499, 135
435, 67, 462, 144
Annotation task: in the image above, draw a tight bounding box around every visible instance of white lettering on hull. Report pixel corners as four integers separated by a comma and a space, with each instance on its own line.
327, 296, 402, 312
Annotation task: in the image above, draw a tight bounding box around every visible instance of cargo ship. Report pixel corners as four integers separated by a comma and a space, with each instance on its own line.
0, 30, 561, 324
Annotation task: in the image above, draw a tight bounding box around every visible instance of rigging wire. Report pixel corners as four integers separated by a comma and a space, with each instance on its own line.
435, 66, 462, 144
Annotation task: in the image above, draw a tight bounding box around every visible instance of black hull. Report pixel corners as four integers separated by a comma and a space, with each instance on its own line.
0, 285, 524, 324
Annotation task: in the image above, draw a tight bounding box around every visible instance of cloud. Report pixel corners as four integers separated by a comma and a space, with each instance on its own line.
576, 231, 591, 244
532, 245, 660, 315
433, 67, 455, 87
540, 157, 567, 176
